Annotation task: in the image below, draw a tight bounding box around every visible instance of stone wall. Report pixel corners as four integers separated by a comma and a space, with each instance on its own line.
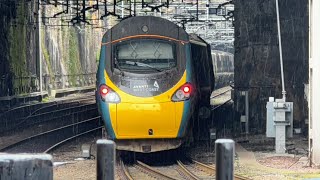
0, 0, 104, 97
233, 0, 308, 133
41, 5, 103, 90
0, 1, 38, 96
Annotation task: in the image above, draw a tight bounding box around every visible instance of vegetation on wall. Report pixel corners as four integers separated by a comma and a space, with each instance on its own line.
8, 2, 28, 93
96, 48, 101, 63
41, 29, 54, 84
0, 0, 103, 98
68, 28, 81, 86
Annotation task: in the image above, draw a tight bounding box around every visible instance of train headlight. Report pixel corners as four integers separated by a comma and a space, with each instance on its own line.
99, 84, 121, 103
183, 86, 190, 93
175, 90, 185, 99
171, 83, 193, 102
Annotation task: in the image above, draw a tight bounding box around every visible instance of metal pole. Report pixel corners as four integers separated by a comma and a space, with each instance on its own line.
206, 0, 209, 20
245, 91, 249, 134
196, 0, 199, 21
121, 0, 124, 18
275, 0, 286, 101
159, 0, 162, 17
215, 139, 234, 180
134, 0, 136, 16
38, 0, 42, 93
96, 139, 115, 180
205, 0, 209, 37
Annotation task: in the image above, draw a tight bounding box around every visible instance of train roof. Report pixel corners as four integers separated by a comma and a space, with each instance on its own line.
211, 50, 234, 56
188, 34, 209, 47
102, 16, 189, 43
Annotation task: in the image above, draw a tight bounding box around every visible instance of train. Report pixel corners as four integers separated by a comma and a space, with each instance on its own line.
96, 16, 215, 153
211, 50, 234, 89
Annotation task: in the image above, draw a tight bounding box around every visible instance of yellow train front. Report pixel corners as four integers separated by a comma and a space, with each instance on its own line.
96, 16, 214, 153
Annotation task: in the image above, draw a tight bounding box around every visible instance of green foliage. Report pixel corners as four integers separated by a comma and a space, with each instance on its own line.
68, 28, 81, 86
41, 96, 51, 102
41, 29, 54, 83
96, 48, 101, 63
86, 12, 92, 21
8, 2, 28, 92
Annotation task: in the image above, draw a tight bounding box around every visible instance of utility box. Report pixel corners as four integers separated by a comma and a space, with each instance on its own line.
81, 144, 92, 159
209, 128, 216, 140
266, 97, 293, 138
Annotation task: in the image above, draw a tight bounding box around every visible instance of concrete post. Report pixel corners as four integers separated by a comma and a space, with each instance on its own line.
215, 139, 234, 180
245, 91, 249, 134
309, 0, 320, 165
275, 123, 286, 153
274, 101, 288, 154
0, 154, 53, 180
96, 139, 115, 180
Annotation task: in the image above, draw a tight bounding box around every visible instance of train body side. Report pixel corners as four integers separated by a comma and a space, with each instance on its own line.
211, 50, 234, 89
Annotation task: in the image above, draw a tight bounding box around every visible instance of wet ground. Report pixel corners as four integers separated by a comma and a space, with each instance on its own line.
52, 134, 320, 179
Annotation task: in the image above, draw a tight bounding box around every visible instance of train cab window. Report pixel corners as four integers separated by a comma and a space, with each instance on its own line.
113, 39, 176, 73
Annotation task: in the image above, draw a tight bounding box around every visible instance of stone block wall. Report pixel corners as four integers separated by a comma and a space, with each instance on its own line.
233, 0, 308, 133
0, 1, 104, 97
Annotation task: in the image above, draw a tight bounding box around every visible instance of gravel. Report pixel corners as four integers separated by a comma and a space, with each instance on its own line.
51, 134, 320, 179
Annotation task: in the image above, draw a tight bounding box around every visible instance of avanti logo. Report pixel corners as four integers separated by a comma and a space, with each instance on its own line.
154, 81, 159, 88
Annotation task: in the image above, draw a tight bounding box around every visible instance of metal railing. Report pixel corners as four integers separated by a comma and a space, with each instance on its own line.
0, 73, 96, 97
0, 75, 39, 97
42, 73, 96, 91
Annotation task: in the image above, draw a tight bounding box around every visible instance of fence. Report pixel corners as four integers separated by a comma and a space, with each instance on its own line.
0, 73, 96, 97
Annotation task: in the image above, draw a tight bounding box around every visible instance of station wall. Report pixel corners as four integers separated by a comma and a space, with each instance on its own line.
233, 0, 309, 133
0, 1, 104, 97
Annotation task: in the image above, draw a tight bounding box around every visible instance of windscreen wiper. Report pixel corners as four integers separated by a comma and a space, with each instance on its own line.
125, 61, 162, 72
114, 58, 124, 75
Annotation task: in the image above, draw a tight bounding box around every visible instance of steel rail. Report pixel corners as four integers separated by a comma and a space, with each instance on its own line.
44, 126, 102, 153
0, 116, 100, 151
119, 160, 134, 180
0, 98, 95, 133
135, 161, 178, 180
192, 160, 215, 175
28, 97, 94, 116
212, 98, 232, 110
1, 106, 97, 135
211, 87, 232, 98
18, 101, 95, 121
176, 160, 200, 180
11, 102, 96, 129
192, 159, 250, 180
12, 107, 97, 132
0, 94, 95, 119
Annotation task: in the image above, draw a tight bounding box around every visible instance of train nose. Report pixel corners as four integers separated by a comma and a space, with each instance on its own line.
116, 102, 177, 138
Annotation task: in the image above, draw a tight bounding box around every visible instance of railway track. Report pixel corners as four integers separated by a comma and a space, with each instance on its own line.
0, 103, 99, 149
211, 87, 232, 99
11, 102, 97, 130
210, 86, 232, 110
176, 160, 201, 180
119, 158, 250, 180
0, 92, 95, 120
191, 159, 249, 180
0, 95, 96, 133
1, 116, 102, 153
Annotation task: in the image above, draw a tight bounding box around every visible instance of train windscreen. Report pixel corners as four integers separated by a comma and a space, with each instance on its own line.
114, 39, 176, 72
